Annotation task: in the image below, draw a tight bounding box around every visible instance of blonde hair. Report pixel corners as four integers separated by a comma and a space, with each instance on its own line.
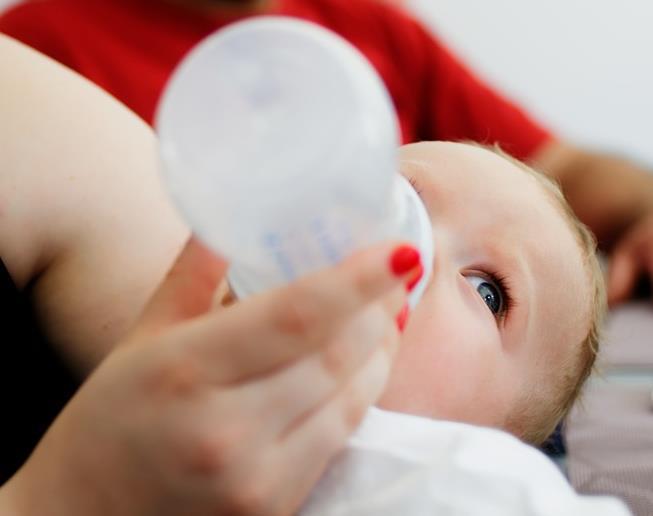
487, 145, 606, 445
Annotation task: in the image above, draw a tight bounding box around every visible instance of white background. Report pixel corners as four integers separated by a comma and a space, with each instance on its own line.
0, 0, 17, 11
406, 0, 653, 166
2, 0, 652, 165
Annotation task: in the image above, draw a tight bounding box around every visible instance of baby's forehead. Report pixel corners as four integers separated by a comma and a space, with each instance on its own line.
401, 143, 565, 233
401, 142, 544, 199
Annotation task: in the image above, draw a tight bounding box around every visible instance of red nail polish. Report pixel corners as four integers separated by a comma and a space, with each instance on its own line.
405, 263, 424, 292
396, 304, 409, 332
390, 245, 421, 276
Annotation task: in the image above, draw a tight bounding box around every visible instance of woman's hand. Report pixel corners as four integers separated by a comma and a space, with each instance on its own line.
2, 238, 418, 516
608, 211, 653, 305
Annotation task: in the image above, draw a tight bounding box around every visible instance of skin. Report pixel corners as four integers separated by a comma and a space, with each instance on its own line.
1, 238, 411, 516
0, 35, 189, 373
0, 21, 624, 516
1, 13, 651, 509
1, 1, 648, 381
378, 142, 591, 433
0, 35, 413, 516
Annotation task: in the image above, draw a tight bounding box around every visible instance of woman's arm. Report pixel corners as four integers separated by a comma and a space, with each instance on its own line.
0, 35, 189, 372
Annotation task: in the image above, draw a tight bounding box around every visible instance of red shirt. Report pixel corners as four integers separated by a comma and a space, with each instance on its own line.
0, 0, 551, 160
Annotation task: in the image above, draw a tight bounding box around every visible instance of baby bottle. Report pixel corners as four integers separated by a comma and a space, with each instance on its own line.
155, 17, 433, 308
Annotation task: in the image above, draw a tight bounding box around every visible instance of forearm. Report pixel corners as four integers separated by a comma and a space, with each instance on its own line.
532, 140, 653, 248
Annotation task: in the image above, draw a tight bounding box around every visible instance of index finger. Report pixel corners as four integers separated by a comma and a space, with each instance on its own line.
174, 241, 420, 383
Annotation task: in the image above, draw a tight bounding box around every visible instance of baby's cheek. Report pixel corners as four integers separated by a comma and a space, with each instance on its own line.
378, 309, 506, 420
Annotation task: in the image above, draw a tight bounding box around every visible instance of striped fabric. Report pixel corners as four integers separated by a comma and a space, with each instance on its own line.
567, 302, 653, 516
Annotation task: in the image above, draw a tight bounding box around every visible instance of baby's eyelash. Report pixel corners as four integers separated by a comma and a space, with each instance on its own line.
487, 270, 514, 320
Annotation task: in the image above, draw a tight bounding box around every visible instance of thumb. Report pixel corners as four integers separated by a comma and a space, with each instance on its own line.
134, 236, 228, 336
607, 242, 639, 306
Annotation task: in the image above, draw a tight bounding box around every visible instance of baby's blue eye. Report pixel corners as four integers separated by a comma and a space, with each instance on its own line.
466, 275, 504, 315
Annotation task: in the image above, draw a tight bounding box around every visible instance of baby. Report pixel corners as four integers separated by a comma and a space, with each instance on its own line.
301, 140, 613, 514
377, 141, 605, 445
217, 140, 605, 447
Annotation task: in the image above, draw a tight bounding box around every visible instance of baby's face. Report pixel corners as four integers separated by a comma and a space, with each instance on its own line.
378, 142, 591, 433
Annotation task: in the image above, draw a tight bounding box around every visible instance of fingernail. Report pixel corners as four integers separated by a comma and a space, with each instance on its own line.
405, 263, 424, 292
396, 304, 410, 332
390, 245, 421, 277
